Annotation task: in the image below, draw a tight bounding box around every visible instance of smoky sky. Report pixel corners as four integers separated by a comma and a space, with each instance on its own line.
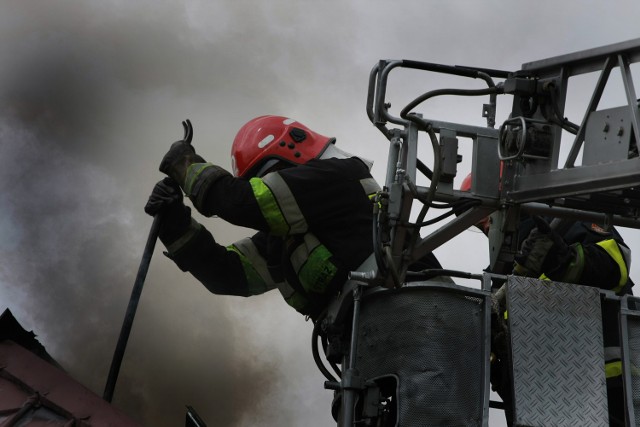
0, 2, 333, 426
2, 1, 640, 427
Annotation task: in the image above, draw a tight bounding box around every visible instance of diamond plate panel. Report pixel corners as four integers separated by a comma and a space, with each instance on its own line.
625, 316, 640, 426
507, 276, 607, 427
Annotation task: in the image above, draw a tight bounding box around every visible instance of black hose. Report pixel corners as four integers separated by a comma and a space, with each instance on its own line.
412, 125, 442, 226
411, 199, 481, 227
396, 120, 442, 263
320, 333, 342, 378
547, 83, 580, 134
416, 158, 433, 180
404, 175, 469, 210
312, 313, 338, 383
406, 268, 483, 281
400, 87, 502, 119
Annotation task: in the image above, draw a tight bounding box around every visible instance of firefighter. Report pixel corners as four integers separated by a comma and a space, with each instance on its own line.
144, 115, 382, 321
460, 173, 633, 427
513, 215, 632, 427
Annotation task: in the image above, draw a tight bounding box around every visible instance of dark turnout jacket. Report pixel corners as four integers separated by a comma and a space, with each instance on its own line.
165, 157, 380, 319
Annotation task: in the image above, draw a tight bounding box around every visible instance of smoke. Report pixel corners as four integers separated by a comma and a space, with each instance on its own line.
0, 1, 329, 426
0, 108, 290, 426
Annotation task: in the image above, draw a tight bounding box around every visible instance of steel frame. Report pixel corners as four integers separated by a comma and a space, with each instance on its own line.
366, 38, 640, 279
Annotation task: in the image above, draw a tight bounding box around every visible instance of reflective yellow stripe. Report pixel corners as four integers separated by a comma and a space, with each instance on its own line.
299, 244, 338, 294
283, 291, 309, 312
250, 178, 289, 235
271, 277, 309, 312
289, 234, 321, 274
227, 244, 270, 295
184, 163, 214, 195
261, 173, 308, 234
596, 239, 629, 292
230, 237, 277, 293
605, 361, 622, 379
605, 360, 640, 378
289, 233, 338, 295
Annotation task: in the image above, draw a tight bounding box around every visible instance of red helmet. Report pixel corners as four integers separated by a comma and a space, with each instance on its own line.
459, 172, 490, 233
460, 173, 473, 192
231, 115, 335, 178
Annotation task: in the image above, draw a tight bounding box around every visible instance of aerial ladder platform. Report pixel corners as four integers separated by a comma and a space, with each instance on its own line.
314, 38, 640, 427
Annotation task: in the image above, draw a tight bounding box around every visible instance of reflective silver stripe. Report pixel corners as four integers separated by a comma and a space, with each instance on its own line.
290, 233, 323, 274
604, 346, 621, 362
232, 237, 277, 291
262, 172, 308, 234
276, 281, 297, 299
166, 218, 202, 254
360, 177, 381, 196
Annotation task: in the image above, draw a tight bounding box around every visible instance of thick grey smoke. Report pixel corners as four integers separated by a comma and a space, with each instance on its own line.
0, 95, 285, 426
0, 1, 331, 426
3, 1, 640, 427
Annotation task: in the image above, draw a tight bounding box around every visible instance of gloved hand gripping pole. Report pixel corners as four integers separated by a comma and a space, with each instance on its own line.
103, 120, 192, 402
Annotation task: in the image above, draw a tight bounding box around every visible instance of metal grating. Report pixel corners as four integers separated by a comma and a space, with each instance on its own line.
626, 316, 640, 426
507, 276, 608, 427
356, 283, 488, 427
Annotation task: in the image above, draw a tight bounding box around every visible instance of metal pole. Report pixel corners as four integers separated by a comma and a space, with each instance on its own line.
103, 214, 162, 402
339, 285, 363, 427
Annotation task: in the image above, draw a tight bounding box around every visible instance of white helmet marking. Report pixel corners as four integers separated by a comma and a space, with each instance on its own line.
258, 134, 275, 148
231, 155, 238, 176
283, 118, 295, 125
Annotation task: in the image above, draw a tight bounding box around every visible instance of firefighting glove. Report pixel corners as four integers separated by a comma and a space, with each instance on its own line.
145, 177, 192, 246
513, 216, 573, 279
159, 120, 206, 189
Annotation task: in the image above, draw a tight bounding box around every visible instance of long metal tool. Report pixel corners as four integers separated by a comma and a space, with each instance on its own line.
103, 119, 192, 402
103, 213, 162, 402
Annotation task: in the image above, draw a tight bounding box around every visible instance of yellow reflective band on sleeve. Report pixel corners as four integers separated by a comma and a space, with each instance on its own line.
184, 163, 214, 196
288, 233, 339, 295
299, 244, 338, 294
605, 361, 640, 378
249, 177, 290, 236
605, 361, 623, 379
272, 278, 309, 312
231, 237, 278, 291
596, 239, 629, 292
284, 291, 309, 313
227, 244, 271, 295
274, 280, 309, 312
261, 173, 307, 234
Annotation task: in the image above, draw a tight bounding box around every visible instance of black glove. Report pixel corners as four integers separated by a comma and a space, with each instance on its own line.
145, 178, 192, 245
159, 120, 206, 188
513, 216, 573, 278
145, 177, 183, 216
